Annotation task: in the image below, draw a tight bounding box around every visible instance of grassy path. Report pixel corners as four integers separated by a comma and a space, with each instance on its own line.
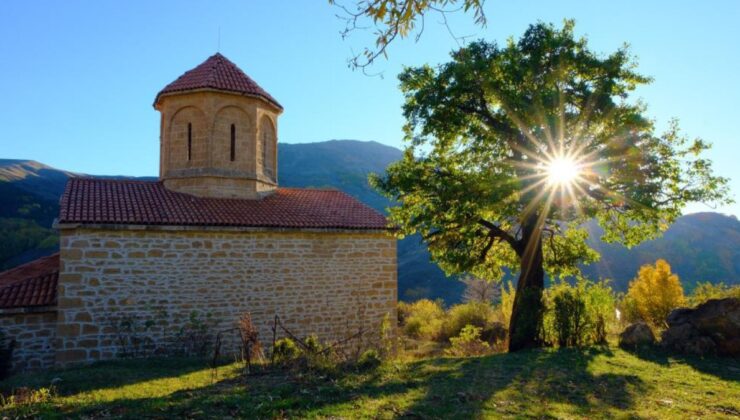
1, 347, 738, 419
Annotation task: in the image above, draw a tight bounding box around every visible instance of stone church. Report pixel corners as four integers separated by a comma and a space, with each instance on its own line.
0, 54, 397, 371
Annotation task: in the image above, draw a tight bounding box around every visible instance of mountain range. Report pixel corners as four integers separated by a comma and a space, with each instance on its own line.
1, 140, 738, 303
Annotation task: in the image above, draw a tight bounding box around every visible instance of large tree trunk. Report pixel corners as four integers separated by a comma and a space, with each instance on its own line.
508, 216, 545, 352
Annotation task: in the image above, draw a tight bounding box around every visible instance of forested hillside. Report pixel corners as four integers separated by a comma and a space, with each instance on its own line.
1, 141, 737, 302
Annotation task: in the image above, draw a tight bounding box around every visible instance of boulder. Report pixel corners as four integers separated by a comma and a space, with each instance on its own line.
689, 298, 740, 339
661, 298, 740, 357
619, 322, 655, 349
666, 308, 693, 327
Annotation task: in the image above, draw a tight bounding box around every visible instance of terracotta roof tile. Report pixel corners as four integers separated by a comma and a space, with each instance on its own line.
59, 178, 388, 230
154, 53, 282, 109
0, 253, 58, 309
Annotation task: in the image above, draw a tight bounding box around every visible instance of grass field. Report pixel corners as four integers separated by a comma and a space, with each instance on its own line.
1, 346, 738, 419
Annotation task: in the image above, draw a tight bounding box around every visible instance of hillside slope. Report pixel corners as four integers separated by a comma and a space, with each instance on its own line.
1, 141, 738, 301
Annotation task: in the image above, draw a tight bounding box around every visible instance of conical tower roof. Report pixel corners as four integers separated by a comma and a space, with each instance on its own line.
154, 53, 282, 109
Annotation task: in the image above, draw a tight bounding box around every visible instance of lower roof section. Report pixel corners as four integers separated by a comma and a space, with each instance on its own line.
0, 253, 58, 311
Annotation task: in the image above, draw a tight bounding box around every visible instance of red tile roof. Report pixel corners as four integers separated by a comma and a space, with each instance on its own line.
0, 253, 58, 310
59, 178, 388, 230
154, 53, 282, 109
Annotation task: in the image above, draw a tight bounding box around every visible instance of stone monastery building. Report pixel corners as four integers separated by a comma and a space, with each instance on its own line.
0, 54, 397, 371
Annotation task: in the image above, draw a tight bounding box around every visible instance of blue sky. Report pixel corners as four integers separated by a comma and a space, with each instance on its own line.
1, 1, 738, 215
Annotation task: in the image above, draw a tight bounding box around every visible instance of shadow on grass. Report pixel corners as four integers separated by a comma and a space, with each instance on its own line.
3, 347, 650, 419
0, 357, 213, 397
628, 346, 740, 383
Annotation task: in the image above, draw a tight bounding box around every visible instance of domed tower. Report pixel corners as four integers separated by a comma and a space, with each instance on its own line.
154, 53, 282, 199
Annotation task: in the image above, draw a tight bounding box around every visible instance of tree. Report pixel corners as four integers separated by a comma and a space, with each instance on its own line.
626, 259, 686, 327
331, 0, 486, 71
371, 21, 730, 351
461, 274, 499, 303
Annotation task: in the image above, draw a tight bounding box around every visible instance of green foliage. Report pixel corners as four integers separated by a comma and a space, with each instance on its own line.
272, 338, 301, 366
332, 0, 486, 70
626, 259, 686, 327
442, 301, 496, 340
356, 349, 382, 371
688, 282, 740, 307
497, 281, 516, 329
543, 279, 617, 347
379, 312, 396, 358
373, 20, 728, 283
401, 299, 445, 340
371, 20, 729, 347
0, 218, 58, 270
549, 283, 588, 347
302, 335, 323, 354
445, 325, 491, 357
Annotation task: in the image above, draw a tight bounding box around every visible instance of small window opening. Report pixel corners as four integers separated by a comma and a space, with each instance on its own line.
187, 123, 192, 161
230, 124, 236, 162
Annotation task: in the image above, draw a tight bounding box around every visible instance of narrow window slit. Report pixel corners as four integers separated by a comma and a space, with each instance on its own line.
230, 124, 236, 162
187, 123, 192, 161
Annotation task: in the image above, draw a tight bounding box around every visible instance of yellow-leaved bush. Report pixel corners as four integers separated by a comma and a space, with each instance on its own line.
625, 259, 685, 328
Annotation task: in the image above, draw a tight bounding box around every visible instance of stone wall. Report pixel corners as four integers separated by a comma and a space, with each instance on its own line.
56, 227, 396, 366
0, 310, 57, 372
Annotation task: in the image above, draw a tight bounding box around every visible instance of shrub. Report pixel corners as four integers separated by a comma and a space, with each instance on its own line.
397, 301, 412, 325
303, 334, 323, 354
544, 279, 617, 347
550, 282, 588, 347
356, 349, 382, 371
402, 299, 445, 340
442, 301, 496, 340
497, 281, 516, 329
272, 338, 301, 366
379, 312, 396, 358
626, 259, 685, 328
584, 280, 617, 344
445, 325, 491, 357
688, 282, 740, 307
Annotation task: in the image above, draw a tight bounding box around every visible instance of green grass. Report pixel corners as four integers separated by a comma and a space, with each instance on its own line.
1, 347, 738, 419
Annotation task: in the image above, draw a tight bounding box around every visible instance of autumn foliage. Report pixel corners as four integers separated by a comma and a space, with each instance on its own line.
625, 259, 686, 327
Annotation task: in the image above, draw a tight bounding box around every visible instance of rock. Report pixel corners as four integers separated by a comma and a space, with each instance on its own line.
619, 322, 656, 349
666, 308, 693, 327
661, 298, 740, 357
685, 336, 717, 356
661, 322, 698, 348
689, 298, 740, 339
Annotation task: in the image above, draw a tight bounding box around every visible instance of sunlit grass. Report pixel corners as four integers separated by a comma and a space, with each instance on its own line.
1, 348, 738, 419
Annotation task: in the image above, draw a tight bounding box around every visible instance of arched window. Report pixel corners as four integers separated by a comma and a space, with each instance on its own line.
187, 123, 192, 161
230, 124, 236, 162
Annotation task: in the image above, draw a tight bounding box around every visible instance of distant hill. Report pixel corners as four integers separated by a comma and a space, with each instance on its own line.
1, 141, 738, 302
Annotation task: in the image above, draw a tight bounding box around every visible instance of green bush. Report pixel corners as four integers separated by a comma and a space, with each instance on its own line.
689, 282, 740, 307
357, 349, 382, 371
442, 301, 496, 340
272, 338, 301, 366
584, 280, 617, 344
402, 299, 445, 340
497, 281, 516, 329
445, 325, 491, 357
544, 279, 617, 347
303, 335, 323, 354
550, 283, 588, 347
